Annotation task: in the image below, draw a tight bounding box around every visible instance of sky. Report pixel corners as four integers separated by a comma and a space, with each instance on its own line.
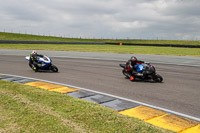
0, 0, 200, 40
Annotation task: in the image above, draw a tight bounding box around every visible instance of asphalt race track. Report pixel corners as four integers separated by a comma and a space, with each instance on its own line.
0, 54, 200, 120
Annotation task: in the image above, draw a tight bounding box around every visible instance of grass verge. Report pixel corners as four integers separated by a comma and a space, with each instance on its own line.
0, 80, 173, 133
0, 44, 200, 56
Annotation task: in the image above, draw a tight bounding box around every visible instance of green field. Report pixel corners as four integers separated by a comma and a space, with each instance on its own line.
0, 32, 200, 57
0, 80, 172, 133
0, 43, 200, 57
0, 32, 99, 42
1, 32, 200, 45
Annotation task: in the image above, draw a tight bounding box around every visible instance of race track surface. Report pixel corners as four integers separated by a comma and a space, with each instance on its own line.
0, 55, 200, 119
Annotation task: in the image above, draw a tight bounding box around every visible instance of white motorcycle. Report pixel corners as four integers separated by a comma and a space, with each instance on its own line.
25, 55, 58, 72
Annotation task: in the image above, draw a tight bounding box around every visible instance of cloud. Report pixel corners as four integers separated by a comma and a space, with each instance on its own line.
0, 0, 199, 40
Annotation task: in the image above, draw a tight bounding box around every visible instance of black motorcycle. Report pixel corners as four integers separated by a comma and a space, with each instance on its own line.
119, 63, 163, 82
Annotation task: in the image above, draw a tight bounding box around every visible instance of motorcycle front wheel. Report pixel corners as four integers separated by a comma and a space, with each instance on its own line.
153, 74, 163, 82
50, 65, 58, 72
122, 70, 129, 78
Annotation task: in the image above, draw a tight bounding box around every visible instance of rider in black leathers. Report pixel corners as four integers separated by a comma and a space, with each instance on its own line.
29, 50, 44, 71
125, 56, 144, 81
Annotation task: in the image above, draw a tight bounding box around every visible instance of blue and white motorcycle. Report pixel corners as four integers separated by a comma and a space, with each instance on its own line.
25, 55, 58, 72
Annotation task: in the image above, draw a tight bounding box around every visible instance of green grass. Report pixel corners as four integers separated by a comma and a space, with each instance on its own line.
0, 80, 173, 133
1, 32, 200, 45
0, 43, 200, 56
105, 39, 200, 45
0, 32, 102, 42
0, 32, 200, 56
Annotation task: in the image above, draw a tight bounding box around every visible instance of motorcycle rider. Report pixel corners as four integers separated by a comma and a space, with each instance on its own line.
125, 56, 144, 81
29, 50, 44, 71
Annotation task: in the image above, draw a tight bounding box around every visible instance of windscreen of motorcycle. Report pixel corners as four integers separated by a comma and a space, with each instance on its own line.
25, 56, 30, 61
39, 56, 51, 63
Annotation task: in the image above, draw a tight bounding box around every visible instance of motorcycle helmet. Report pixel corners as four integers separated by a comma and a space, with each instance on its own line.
31, 50, 37, 57
130, 56, 137, 62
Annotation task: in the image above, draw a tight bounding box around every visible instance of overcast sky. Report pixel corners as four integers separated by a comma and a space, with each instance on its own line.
0, 0, 200, 40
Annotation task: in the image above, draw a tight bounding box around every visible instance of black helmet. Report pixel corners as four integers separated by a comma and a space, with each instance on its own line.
130, 56, 137, 61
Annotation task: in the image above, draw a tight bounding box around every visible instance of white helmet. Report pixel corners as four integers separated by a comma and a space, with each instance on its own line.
32, 50, 37, 54
31, 50, 38, 57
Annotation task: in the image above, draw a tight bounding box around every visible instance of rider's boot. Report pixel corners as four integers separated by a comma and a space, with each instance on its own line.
130, 76, 135, 81
32, 65, 38, 72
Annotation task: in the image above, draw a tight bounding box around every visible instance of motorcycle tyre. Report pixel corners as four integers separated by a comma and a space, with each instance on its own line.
50, 65, 58, 72
122, 70, 130, 79
153, 74, 163, 82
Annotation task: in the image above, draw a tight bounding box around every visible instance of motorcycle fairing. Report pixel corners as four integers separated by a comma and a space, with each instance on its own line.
135, 64, 144, 72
